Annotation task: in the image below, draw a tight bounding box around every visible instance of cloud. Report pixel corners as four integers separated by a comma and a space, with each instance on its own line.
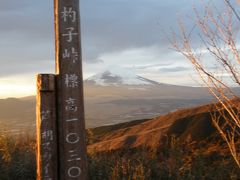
0, 1, 55, 78
0, 1, 54, 40
84, 58, 104, 64
81, 0, 187, 61
80, 0, 222, 62
134, 63, 174, 70
0, 0, 223, 81
0, 1, 31, 11
97, 45, 181, 68
0, 59, 54, 78
159, 66, 190, 73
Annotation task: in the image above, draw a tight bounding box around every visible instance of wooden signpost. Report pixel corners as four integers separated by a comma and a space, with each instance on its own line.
54, 0, 88, 179
36, 0, 88, 179
36, 74, 58, 180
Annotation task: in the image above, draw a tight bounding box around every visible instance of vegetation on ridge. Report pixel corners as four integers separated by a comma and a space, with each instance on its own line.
1, 103, 240, 179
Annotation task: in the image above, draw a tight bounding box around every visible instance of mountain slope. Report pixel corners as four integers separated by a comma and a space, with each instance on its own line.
0, 97, 35, 134
87, 103, 223, 152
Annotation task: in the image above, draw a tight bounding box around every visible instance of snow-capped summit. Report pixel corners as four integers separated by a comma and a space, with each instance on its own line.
85, 67, 159, 86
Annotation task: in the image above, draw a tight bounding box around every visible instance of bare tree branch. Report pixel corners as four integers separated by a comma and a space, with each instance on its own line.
169, 0, 240, 167
224, 0, 240, 22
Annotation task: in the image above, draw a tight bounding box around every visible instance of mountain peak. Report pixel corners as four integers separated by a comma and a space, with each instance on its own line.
85, 67, 159, 86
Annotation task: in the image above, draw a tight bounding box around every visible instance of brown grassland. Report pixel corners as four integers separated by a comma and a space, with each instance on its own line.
0, 102, 240, 179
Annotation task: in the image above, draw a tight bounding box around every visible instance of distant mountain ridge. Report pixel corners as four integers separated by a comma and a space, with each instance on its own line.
0, 68, 214, 133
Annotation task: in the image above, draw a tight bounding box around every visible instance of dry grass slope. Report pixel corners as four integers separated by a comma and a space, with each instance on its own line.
88, 103, 218, 152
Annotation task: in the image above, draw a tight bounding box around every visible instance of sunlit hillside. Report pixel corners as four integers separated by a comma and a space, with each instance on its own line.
1, 101, 240, 179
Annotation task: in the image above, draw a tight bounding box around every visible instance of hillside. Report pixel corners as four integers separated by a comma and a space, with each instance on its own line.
1, 100, 239, 179
88, 103, 226, 152
86, 101, 240, 179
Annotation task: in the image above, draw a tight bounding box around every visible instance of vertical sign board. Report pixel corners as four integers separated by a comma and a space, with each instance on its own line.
54, 0, 88, 179
36, 74, 58, 180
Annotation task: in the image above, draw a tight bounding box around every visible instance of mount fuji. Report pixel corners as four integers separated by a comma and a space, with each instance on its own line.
85, 67, 160, 86
82, 67, 213, 127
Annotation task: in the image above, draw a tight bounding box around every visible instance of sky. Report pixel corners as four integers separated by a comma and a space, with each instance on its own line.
0, 0, 236, 98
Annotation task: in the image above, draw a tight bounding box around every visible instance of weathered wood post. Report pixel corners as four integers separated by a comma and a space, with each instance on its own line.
36, 74, 58, 180
36, 1, 87, 179
54, 0, 88, 179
